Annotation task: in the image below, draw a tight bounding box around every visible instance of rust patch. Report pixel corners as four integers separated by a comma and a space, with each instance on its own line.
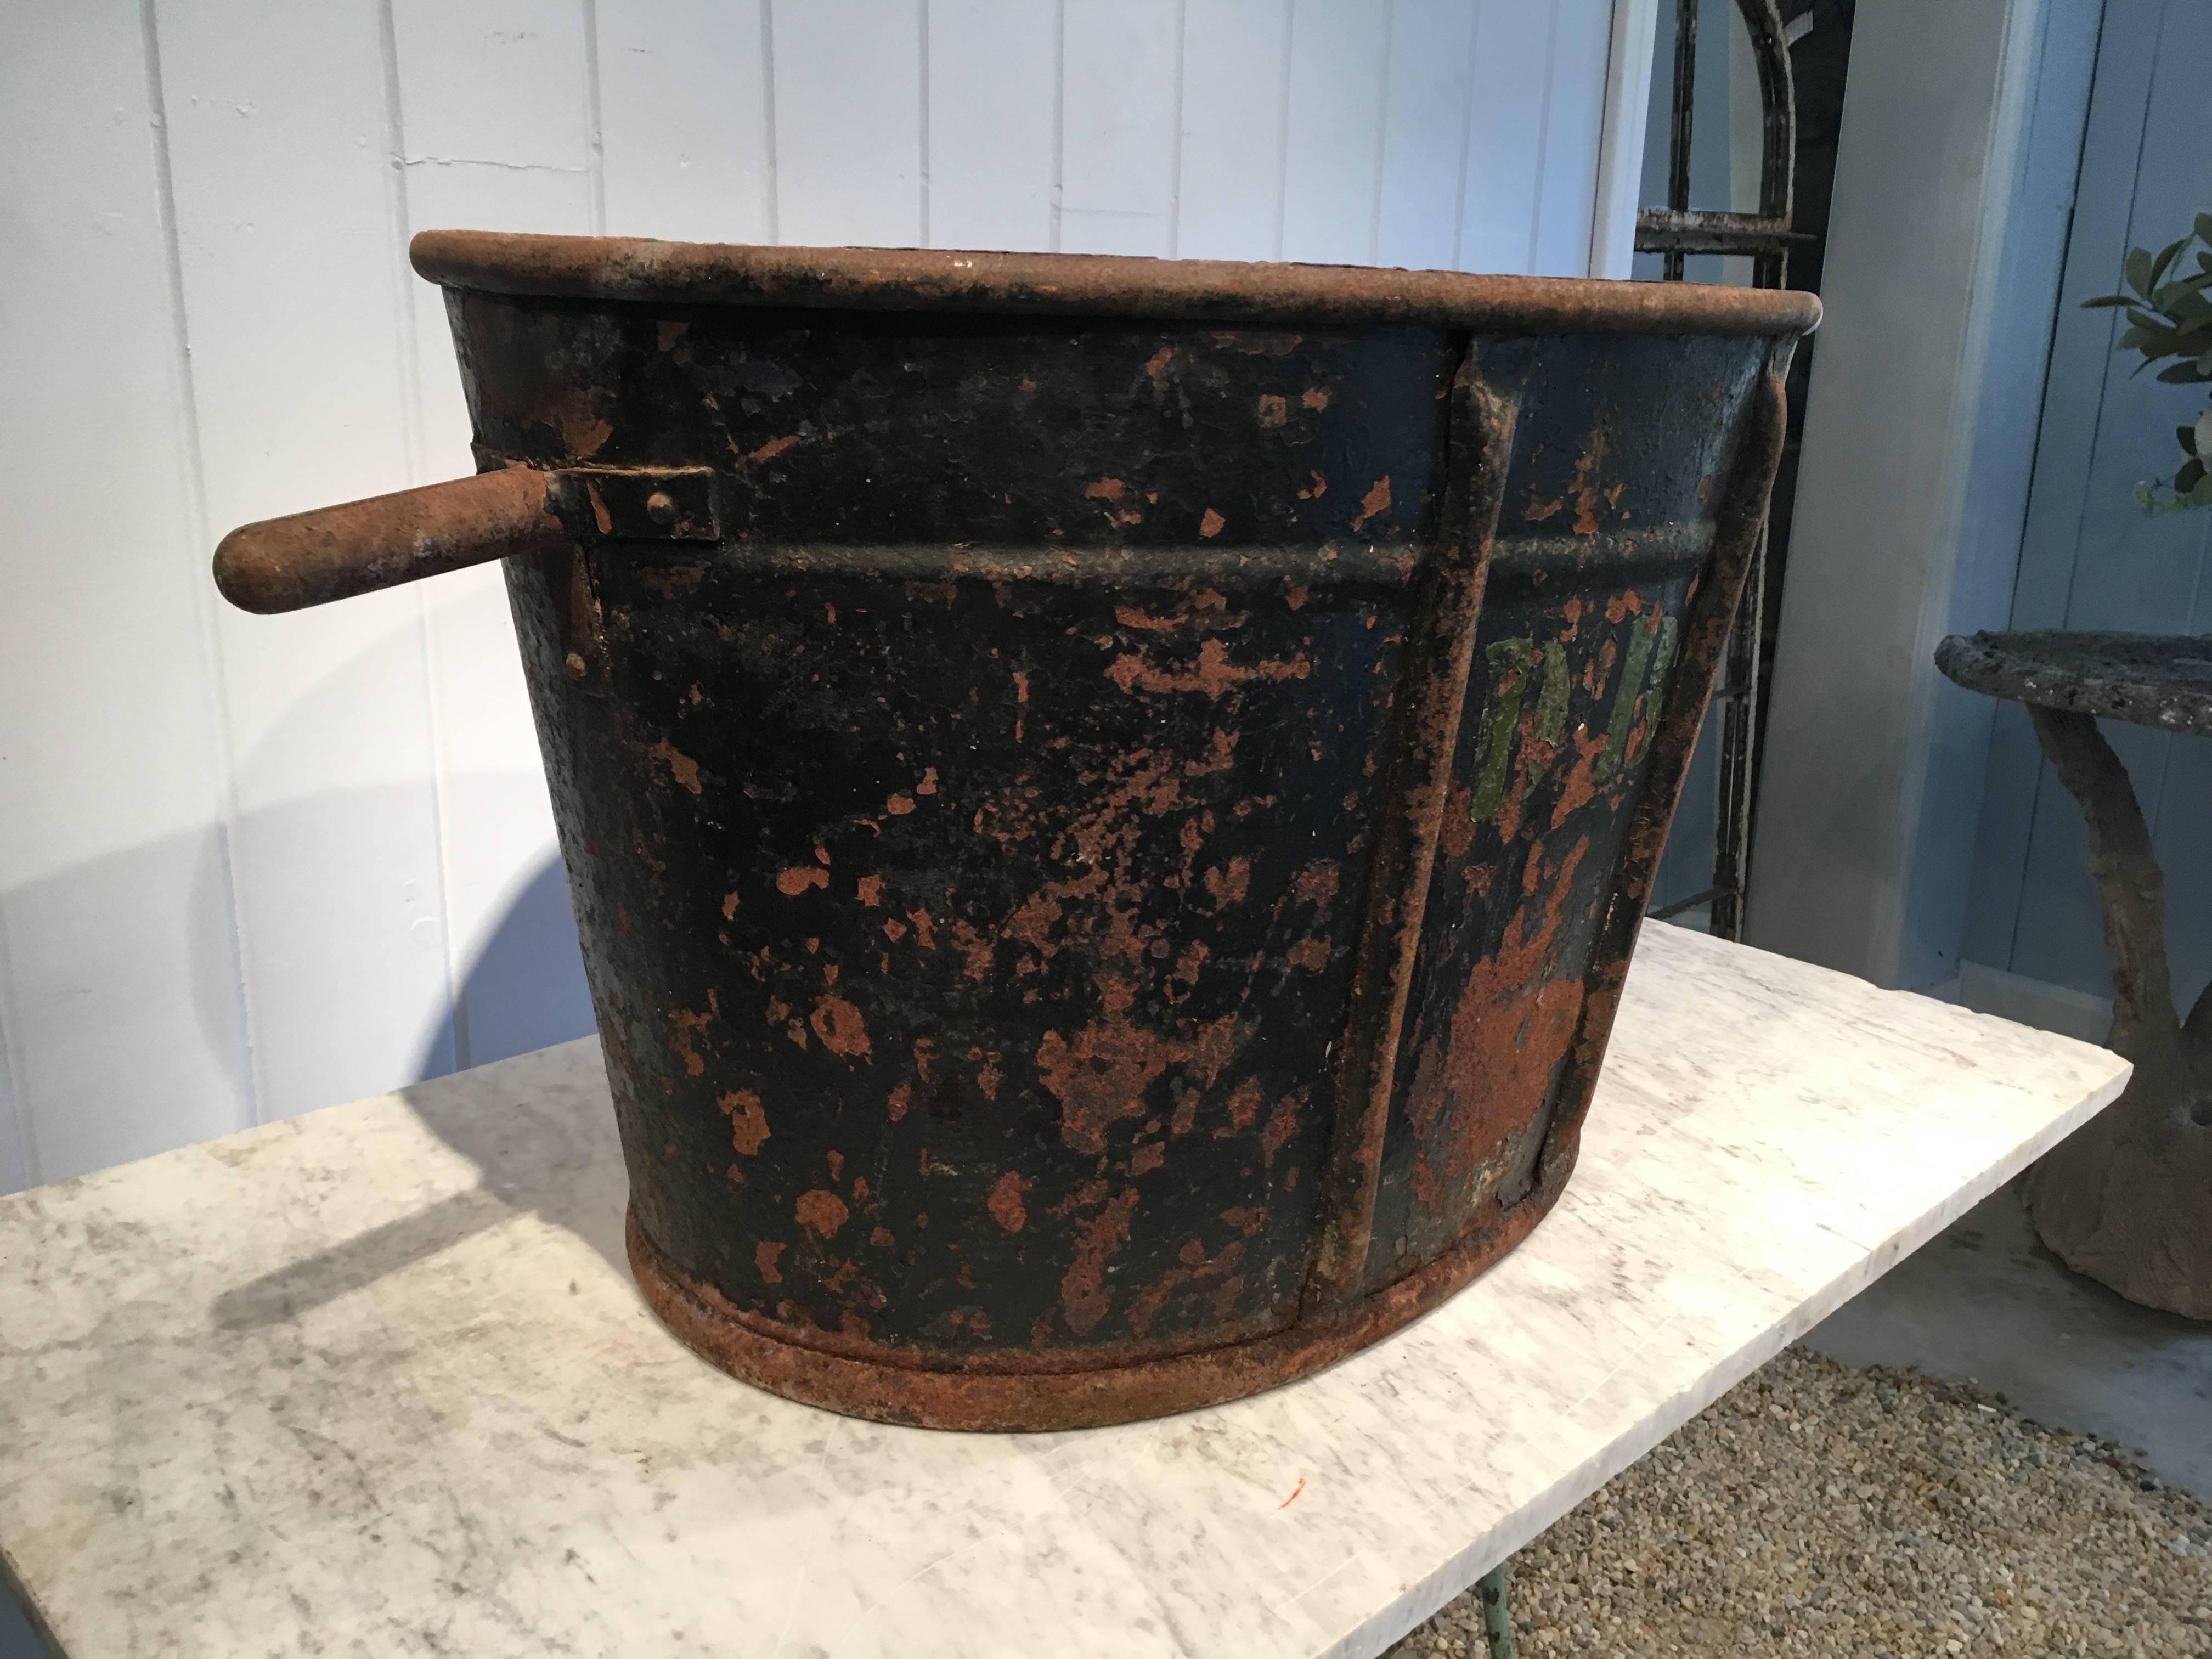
810, 995, 872, 1059
1403, 835, 1593, 1225
795, 1189, 849, 1239
986, 1171, 1033, 1233
719, 1089, 770, 1155
777, 865, 829, 895
1549, 729, 1610, 828
1060, 1188, 1140, 1335
1131, 1141, 1166, 1176
755, 1240, 785, 1283
1085, 477, 1127, 500
1412, 1152, 1444, 1213
1256, 393, 1288, 427
1036, 989, 1240, 1156
1222, 1077, 1263, 1134
648, 738, 702, 794
1204, 857, 1251, 908
566, 414, 614, 458
1294, 860, 1340, 905
721, 890, 741, 919
749, 433, 803, 462
886, 792, 917, 816
1286, 938, 1330, 971
1302, 387, 1330, 410
669, 1006, 713, 1077
1351, 476, 1392, 532
1199, 507, 1226, 539
887, 1082, 911, 1121
1114, 604, 1183, 633
1568, 429, 1613, 535
1104, 637, 1311, 699
857, 874, 884, 906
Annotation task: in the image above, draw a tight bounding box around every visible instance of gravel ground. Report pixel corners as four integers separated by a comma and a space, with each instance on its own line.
1385, 1346, 2211, 1657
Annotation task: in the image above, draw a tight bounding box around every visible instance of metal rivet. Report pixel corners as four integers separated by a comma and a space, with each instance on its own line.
646, 490, 678, 525
565, 651, 589, 679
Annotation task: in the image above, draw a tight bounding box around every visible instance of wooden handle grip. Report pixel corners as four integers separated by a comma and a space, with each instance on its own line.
213, 467, 568, 614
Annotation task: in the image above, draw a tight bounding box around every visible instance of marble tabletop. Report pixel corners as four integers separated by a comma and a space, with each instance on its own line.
0, 924, 2129, 1659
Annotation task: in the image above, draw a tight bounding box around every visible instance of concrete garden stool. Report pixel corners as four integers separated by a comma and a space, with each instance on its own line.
1936, 628, 2212, 1321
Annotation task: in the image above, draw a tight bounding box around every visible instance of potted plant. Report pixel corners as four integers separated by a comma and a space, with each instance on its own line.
2084, 211, 2212, 511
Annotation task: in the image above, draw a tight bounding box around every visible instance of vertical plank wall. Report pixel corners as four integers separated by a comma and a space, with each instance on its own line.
1961, 0, 2212, 1017
0, 0, 1649, 1190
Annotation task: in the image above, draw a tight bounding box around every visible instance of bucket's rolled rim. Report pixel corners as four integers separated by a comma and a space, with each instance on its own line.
410, 231, 1821, 337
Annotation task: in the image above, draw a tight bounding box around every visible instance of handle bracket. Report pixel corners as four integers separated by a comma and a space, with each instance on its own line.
549, 466, 719, 543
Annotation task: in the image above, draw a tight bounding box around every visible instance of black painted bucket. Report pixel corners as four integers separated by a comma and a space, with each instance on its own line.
215, 234, 1814, 1427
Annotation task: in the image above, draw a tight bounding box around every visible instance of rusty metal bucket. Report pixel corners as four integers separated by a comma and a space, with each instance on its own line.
213, 233, 1816, 1430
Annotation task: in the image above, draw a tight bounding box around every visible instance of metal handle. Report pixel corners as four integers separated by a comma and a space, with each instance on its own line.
213, 467, 567, 614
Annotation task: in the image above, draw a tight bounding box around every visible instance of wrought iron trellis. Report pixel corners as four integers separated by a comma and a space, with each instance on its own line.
1638, 0, 1797, 942
1476, 19, 1803, 1649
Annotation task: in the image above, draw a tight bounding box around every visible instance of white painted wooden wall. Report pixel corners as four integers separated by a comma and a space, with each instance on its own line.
0, 0, 1653, 1195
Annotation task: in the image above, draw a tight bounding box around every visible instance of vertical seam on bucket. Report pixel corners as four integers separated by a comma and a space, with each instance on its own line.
1305, 338, 1522, 1307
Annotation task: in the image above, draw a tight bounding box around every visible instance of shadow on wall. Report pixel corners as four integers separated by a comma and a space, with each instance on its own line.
419, 851, 597, 1084
1, 618, 595, 1187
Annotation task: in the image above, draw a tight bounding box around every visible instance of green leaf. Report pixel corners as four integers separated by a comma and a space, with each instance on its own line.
2083, 293, 2136, 308
2196, 213, 2212, 247
2157, 361, 2209, 382
2128, 245, 2155, 294
2177, 458, 2206, 493
2153, 236, 2191, 290
2180, 424, 2198, 456
2119, 325, 2154, 352
2196, 345, 2212, 375
2190, 470, 2212, 506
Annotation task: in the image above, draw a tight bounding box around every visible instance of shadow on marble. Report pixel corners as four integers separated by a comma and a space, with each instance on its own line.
211, 1188, 512, 1329
210, 1039, 630, 1334
206, 855, 612, 1330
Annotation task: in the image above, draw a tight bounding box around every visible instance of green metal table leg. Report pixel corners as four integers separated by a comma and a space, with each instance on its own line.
1475, 1562, 1515, 1659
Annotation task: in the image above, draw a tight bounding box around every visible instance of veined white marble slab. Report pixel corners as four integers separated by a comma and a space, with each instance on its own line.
0, 926, 2128, 1658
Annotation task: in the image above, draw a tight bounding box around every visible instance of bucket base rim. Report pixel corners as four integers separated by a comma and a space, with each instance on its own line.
623, 1146, 1575, 1431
